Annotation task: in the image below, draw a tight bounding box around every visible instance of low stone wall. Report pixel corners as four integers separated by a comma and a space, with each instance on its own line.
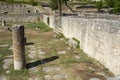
0, 14, 42, 22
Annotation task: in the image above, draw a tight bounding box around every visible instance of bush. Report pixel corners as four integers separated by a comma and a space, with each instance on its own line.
113, 1, 120, 14
95, 0, 103, 11
29, 0, 38, 6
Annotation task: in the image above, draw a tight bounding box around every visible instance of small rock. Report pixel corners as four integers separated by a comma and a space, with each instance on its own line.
58, 51, 66, 55
3, 59, 12, 69
29, 76, 40, 80
0, 75, 7, 80
88, 67, 96, 72
68, 38, 79, 48
29, 67, 39, 73
53, 73, 68, 79
44, 75, 52, 80
42, 66, 61, 73
38, 49, 46, 55
28, 53, 36, 59
107, 74, 120, 80
89, 78, 100, 80
6, 70, 10, 74
107, 77, 115, 80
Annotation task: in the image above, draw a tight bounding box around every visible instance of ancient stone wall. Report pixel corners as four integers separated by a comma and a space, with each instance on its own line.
43, 14, 61, 29
0, 14, 42, 22
43, 14, 120, 75
61, 17, 120, 75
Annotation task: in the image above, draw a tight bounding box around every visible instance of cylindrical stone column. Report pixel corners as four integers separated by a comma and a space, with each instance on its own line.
12, 25, 26, 70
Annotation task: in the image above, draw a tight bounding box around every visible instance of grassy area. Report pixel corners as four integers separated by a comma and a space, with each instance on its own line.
0, 25, 113, 80
25, 22, 52, 31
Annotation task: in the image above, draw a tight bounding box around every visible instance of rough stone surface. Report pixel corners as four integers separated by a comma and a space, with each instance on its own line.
42, 66, 61, 73
29, 76, 41, 80
107, 75, 120, 80
28, 52, 36, 59
89, 78, 100, 80
53, 73, 68, 79
61, 17, 120, 75
68, 38, 78, 48
44, 75, 52, 80
57, 51, 66, 55
0, 75, 7, 80
29, 67, 39, 73
3, 58, 12, 69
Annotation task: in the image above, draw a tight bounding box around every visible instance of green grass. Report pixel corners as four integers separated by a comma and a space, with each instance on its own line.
0, 28, 113, 80
7, 69, 28, 80
25, 22, 52, 31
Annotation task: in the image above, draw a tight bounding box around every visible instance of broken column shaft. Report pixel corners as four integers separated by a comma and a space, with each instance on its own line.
12, 25, 26, 70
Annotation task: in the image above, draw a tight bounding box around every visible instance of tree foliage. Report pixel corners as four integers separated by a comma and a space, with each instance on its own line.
49, 0, 68, 15
105, 0, 120, 14
105, 0, 115, 7
49, 0, 58, 11
95, 0, 103, 11
113, 1, 120, 14
29, 0, 38, 6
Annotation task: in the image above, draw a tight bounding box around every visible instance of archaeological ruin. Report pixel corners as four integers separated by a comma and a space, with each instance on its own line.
0, 0, 120, 80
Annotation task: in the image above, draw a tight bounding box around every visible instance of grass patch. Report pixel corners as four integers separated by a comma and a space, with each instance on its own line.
57, 33, 65, 38
25, 22, 52, 31
72, 37, 80, 48
7, 69, 28, 80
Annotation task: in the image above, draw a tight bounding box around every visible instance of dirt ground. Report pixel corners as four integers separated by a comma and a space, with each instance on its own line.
0, 28, 114, 80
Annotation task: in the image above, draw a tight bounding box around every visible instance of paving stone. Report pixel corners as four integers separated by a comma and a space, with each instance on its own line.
107, 75, 120, 80
58, 51, 66, 55
27, 45, 35, 48
44, 75, 52, 80
0, 44, 9, 48
0, 75, 7, 80
28, 52, 36, 59
28, 50, 37, 54
38, 49, 46, 55
3, 58, 12, 69
28, 76, 41, 80
42, 66, 61, 73
89, 78, 100, 80
29, 67, 39, 73
53, 73, 68, 79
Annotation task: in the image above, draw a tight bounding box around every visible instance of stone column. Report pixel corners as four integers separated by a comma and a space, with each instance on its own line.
12, 25, 26, 70
2, 20, 6, 26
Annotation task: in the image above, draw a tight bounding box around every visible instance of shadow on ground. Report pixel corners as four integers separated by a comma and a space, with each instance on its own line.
25, 42, 34, 45
26, 56, 59, 69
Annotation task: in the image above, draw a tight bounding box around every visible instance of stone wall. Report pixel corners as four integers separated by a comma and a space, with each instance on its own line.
61, 17, 120, 75
43, 14, 61, 29
0, 14, 42, 22
44, 14, 120, 75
